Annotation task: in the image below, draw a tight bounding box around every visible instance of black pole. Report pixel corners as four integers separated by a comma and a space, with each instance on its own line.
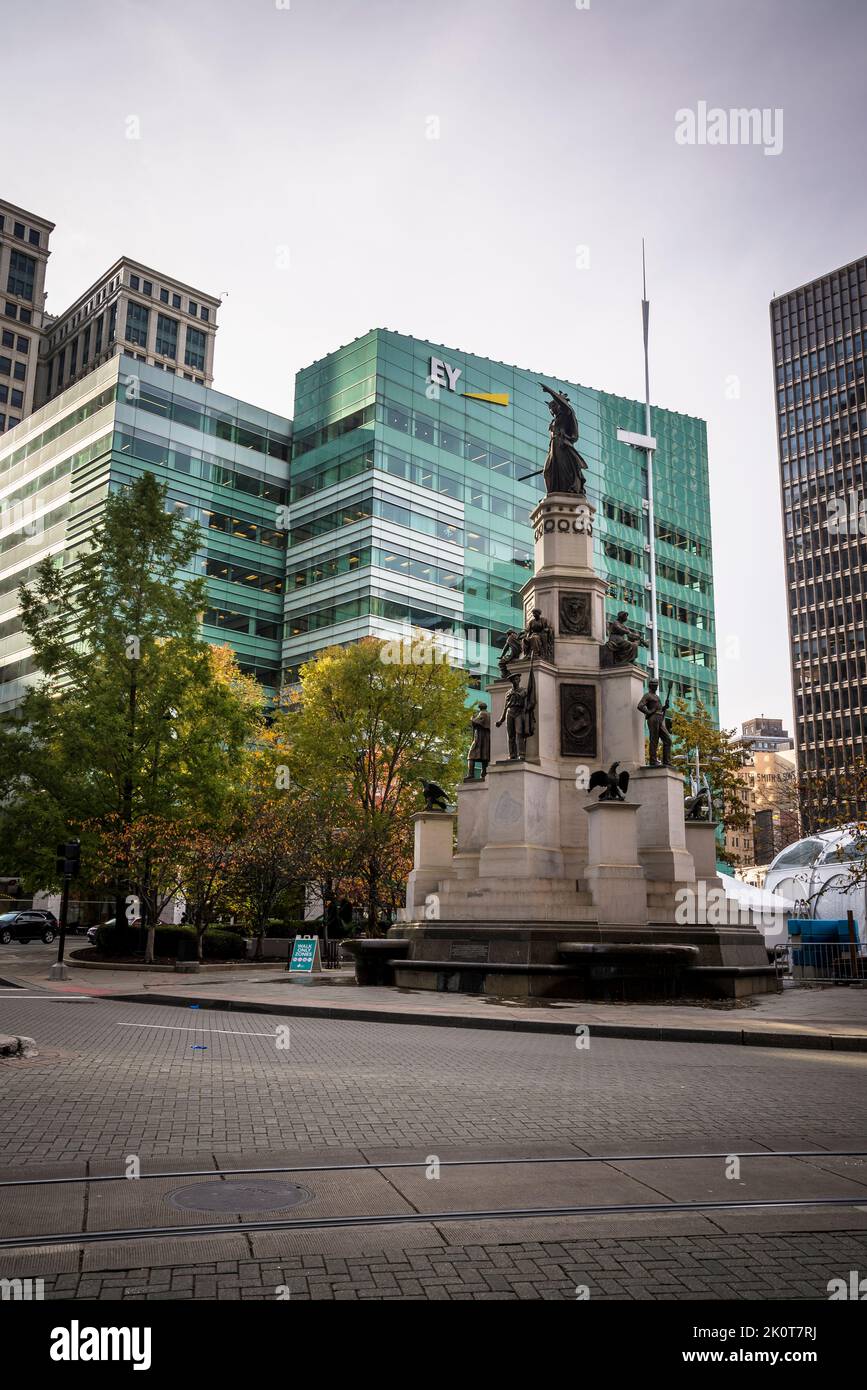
56, 873, 70, 966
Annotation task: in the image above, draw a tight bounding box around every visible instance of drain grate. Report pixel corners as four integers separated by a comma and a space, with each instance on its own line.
168, 1180, 312, 1213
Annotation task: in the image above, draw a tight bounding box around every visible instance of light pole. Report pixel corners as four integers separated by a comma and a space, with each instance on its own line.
616, 240, 659, 679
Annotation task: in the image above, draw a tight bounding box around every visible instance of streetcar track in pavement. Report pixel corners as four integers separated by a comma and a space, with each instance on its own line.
0, 1150, 865, 1250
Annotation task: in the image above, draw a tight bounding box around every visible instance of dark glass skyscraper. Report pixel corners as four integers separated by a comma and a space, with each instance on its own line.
771, 256, 867, 816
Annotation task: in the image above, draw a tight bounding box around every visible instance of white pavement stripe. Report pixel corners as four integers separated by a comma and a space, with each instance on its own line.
116, 1021, 278, 1037
0, 995, 92, 1000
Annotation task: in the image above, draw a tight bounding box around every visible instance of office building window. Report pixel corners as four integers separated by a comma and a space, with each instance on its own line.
1, 330, 12, 348
172, 292, 181, 309
16, 335, 27, 353
188, 300, 197, 316
129, 274, 140, 290
7, 251, 36, 301
18, 308, 31, 324
184, 325, 205, 371
0, 357, 10, 375
46, 359, 53, 397
13, 222, 24, 239
95, 314, 103, 354
142, 279, 152, 295
200, 306, 209, 321
159, 288, 169, 304
29, 229, 40, 246
57, 348, 65, 385
13, 361, 25, 380
108, 304, 117, 343
4, 303, 16, 319
0, 384, 6, 401
125, 300, 149, 347
11, 389, 22, 408
70, 338, 78, 375
82, 324, 91, 365
155, 314, 178, 359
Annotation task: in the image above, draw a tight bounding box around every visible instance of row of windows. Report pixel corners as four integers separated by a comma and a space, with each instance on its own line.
0, 385, 117, 479
169, 499, 285, 551
286, 592, 462, 640
1, 330, 28, 354
2, 301, 32, 326
0, 385, 24, 409
6, 251, 36, 302
123, 383, 290, 461
0, 433, 109, 519
204, 554, 284, 594
203, 608, 280, 640
115, 428, 288, 504
0, 215, 42, 247
0, 357, 26, 381
127, 275, 210, 321
287, 542, 462, 594
774, 335, 864, 383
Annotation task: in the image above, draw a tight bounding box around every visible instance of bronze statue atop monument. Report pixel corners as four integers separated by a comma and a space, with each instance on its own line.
541, 384, 588, 496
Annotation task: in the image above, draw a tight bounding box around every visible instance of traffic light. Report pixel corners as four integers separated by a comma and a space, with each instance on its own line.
56, 841, 81, 878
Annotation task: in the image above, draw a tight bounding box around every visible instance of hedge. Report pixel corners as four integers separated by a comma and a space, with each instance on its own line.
95, 924, 247, 960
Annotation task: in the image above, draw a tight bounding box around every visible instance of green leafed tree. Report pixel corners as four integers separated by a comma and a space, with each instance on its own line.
0, 472, 262, 954
668, 697, 750, 864
280, 634, 468, 929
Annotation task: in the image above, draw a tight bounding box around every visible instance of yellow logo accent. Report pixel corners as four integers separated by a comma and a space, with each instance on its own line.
461, 391, 510, 407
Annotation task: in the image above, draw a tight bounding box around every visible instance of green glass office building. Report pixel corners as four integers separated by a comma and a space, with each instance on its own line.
285, 330, 717, 714
1, 330, 716, 720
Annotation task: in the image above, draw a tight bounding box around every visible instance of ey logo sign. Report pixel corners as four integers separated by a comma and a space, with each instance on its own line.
428, 356, 509, 408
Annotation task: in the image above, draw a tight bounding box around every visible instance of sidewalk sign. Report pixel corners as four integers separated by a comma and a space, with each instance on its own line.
289, 934, 322, 974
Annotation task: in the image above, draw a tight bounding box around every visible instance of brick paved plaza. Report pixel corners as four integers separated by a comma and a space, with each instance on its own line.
1, 981, 866, 1301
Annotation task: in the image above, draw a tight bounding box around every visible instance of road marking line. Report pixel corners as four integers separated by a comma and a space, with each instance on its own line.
116, 1022, 277, 1037
0, 995, 92, 1000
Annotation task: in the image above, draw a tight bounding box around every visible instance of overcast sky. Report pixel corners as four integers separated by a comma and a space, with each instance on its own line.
7, 0, 866, 730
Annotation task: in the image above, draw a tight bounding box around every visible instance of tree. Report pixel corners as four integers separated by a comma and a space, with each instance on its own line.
281, 635, 467, 928
669, 698, 750, 864
0, 472, 262, 941
228, 738, 313, 959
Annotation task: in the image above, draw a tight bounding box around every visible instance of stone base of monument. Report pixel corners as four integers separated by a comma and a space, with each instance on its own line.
388, 921, 776, 1001
395, 490, 777, 1004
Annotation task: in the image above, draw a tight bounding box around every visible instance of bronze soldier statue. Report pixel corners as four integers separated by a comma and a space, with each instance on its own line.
496, 673, 535, 761
466, 703, 491, 780
637, 678, 673, 768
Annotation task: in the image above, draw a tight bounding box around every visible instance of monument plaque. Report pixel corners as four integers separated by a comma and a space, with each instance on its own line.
560, 683, 597, 758
558, 591, 591, 636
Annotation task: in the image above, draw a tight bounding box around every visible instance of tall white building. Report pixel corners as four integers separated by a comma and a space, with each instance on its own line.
0, 199, 55, 433
37, 258, 220, 407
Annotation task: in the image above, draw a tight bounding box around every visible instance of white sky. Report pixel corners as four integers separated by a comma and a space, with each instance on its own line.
7, 0, 866, 732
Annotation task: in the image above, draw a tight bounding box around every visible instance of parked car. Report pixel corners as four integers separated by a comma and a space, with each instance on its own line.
0, 910, 58, 945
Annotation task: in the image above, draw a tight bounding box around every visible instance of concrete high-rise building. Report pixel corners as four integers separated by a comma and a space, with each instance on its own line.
284, 330, 718, 713
0, 200, 55, 434
37, 258, 220, 408
738, 716, 793, 753
772, 256, 867, 815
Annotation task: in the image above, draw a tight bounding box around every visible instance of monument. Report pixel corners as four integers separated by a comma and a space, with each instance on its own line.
395, 386, 775, 1002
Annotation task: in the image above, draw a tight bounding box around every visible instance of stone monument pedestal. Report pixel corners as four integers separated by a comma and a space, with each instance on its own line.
584, 801, 647, 925
396, 488, 776, 1001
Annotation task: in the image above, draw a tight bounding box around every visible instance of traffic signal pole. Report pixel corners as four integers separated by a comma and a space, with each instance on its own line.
50, 840, 79, 981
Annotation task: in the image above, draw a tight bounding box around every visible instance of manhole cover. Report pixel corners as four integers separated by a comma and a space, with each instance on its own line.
168, 1180, 312, 1213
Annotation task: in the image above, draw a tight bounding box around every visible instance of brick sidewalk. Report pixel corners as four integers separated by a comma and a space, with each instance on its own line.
38, 1231, 867, 1300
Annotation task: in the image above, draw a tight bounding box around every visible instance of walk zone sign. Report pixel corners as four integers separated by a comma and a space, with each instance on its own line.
289, 935, 322, 973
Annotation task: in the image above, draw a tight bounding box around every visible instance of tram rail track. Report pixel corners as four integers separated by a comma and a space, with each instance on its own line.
1, 1148, 865, 1251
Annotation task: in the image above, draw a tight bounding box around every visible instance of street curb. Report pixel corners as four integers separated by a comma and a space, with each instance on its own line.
102, 991, 867, 1053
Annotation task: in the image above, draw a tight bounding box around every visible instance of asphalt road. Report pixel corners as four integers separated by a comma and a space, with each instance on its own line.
2, 965, 866, 1300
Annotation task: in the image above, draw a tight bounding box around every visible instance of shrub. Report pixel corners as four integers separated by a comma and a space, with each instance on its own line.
95, 924, 246, 960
